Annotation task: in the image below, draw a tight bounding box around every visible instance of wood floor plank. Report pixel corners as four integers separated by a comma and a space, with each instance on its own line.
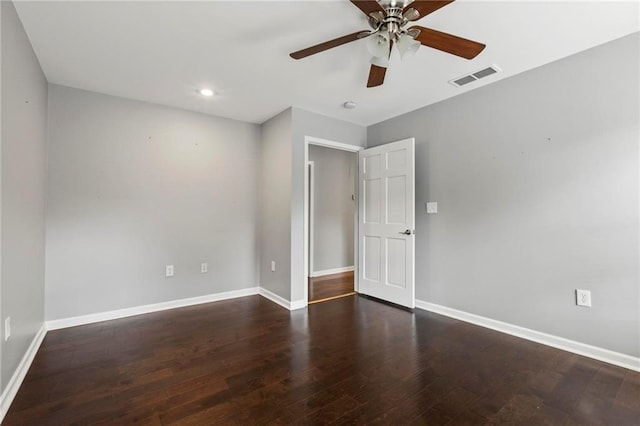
3, 295, 639, 424
309, 271, 354, 302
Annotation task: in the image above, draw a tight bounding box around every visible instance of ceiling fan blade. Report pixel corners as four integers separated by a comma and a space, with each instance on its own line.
410, 26, 485, 59
351, 0, 386, 18
367, 40, 393, 87
290, 31, 368, 59
404, 1, 454, 21
367, 64, 387, 87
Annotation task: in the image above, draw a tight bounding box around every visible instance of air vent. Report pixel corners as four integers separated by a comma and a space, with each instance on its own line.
453, 75, 476, 86
449, 65, 501, 87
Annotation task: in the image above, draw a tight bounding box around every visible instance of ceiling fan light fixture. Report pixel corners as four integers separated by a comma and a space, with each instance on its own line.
366, 31, 390, 58
397, 33, 420, 60
370, 54, 389, 68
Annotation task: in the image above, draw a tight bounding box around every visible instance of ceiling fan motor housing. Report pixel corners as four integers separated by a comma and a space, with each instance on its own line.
381, 0, 411, 8
371, 4, 414, 41
383, 8, 403, 34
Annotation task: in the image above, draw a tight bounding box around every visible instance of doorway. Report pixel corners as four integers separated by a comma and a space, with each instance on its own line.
303, 137, 362, 305
302, 136, 416, 309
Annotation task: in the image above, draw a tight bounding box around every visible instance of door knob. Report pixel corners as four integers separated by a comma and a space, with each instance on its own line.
399, 229, 414, 235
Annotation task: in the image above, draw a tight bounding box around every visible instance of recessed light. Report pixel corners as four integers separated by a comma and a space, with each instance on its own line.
343, 101, 357, 109
199, 88, 214, 97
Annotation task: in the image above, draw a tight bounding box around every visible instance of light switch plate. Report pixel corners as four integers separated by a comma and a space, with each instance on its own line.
201, 263, 208, 273
166, 264, 174, 277
426, 202, 438, 214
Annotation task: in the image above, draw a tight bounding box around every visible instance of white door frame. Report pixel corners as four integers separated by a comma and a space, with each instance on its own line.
307, 161, 315, 277
303, 136, 363, 306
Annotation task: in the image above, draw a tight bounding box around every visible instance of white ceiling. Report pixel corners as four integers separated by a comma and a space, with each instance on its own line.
13, 0, 640, 126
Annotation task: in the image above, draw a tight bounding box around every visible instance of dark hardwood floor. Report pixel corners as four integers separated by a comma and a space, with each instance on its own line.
308, 271, 355, 303
4, 295, 639, 425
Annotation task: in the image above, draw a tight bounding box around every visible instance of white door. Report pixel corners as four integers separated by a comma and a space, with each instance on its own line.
358, 138, 415, 308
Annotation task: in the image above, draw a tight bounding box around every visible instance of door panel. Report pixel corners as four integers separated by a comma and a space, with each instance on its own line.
358, 138, 415, 308
364, 236, 381, 281
387, 176, 406, 224
387, 238, 407, 288
364, 178, 381, 224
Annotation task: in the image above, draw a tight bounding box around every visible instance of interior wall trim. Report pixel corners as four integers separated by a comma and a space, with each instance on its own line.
310, 266, 355, 278
290, 300, 307, 310
0, 324, 47, 423
415, 300, 640, 372
46, 286, 309, 332
258, 287, 306, 311
46, 287, 260, 330
258, 287, 290, 310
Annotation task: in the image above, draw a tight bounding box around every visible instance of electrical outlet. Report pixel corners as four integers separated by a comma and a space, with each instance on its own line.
4, 317, 10, 342
166, 264, 174, 277
426, 202, 438, 214
271, 261, 276, 272
201, 263, 208, 273
576, 289, 592, 307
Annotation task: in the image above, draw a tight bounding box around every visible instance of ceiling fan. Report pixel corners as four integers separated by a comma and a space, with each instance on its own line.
289, 0, 486, 88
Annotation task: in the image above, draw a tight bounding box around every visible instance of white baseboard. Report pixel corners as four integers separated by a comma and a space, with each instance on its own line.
0, 287, 306, 422
46, 287, 259, 330
0, 324, 47, 423
45, 285, 309, 330
310, 266, 354, 278
258, 287, 307, 311
258, 287, 290, 309
289, 299, 307, 310
415, 300, 640, 372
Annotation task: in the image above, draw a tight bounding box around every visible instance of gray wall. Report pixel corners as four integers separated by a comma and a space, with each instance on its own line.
259, 109, 292, 300
308, 145, 356, 273
367, 34, 640, 357
45, 85, 261, 320
291, 108, 366, 301
1, 0, 47, 390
